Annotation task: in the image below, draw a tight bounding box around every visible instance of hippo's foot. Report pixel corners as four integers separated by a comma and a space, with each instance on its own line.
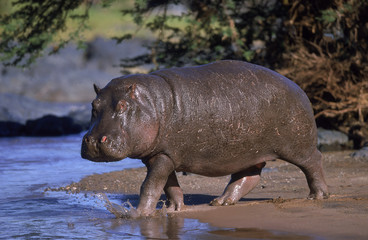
307, 192, 329, 200
284, 148, 329, 200
164, 171, 185, 211
303, 150, 329, 200
210, 163, 265, 206
307, 188, 329, 200
166, 200, 185, 212
210, 175, 260, 206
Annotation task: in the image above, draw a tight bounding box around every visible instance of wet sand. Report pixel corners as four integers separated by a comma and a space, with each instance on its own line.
55, 151, 368, 239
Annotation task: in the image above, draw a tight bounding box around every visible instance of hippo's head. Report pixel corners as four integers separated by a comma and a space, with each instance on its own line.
81, 76, 160, 162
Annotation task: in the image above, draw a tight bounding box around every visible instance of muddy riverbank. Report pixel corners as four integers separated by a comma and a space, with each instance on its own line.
54, 151, 368, 239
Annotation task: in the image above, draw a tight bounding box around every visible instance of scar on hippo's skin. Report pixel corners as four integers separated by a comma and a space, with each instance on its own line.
128, 84, 137, 99
116, 100, 128, 113
101, 136, 107, 143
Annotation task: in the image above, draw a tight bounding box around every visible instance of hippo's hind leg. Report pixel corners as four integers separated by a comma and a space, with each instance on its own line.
210, 163, 265, 206
164, 171, 185, 211
284, 148, 329, 199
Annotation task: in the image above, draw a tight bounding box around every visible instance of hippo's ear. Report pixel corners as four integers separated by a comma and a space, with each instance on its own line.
93, 84, 101, 95
127, 83, 153, 108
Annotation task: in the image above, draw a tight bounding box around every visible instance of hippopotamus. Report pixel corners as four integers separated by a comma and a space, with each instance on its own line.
81, 60, 329, 216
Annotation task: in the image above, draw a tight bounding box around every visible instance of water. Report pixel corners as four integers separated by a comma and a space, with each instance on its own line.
0, 134, 225, 239
0, 134, 317, 239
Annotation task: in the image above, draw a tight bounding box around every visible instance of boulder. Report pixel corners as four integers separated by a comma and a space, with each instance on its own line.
0, 121, 24, 137
0, 93, 91, 136
351, 145, 368, 159
0, 37, 152, 136
0, 38, 149, 102
25, 115, 82, 136
317, 128, 351, 151
0, 93, 90, 125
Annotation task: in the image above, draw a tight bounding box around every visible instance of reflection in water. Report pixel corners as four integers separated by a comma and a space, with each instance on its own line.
108, 216, 185, 239
95, 213, 225, 240
210, 228, 314, 240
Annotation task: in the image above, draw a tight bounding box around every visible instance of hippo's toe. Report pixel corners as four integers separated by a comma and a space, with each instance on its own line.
307, 190, 329, 200
210, 197, 236, 206
209, 198, 222, 206
167, 199, 185, 212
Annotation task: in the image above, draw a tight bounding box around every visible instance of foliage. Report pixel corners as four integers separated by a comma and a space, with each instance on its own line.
277, 0, 368, 147
0, 0, 367, 146
118, 0, 291, 70
0, 0, 89, 67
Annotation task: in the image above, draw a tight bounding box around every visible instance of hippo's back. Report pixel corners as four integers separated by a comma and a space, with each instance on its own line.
151, 60, 317, 175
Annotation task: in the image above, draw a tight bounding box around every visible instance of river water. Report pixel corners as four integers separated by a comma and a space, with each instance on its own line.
0, 134, 238, 239
0, 134, 318, 239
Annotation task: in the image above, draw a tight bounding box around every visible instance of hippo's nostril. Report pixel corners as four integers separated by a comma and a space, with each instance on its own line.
101, 136, 107, 143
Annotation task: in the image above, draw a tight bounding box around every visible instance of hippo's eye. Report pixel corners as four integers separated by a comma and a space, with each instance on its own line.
116, 100, 128, 113
91, 99, 100, 118
92, 108, 98, 118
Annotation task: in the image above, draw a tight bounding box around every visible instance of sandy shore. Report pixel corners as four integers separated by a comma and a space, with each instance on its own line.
52, 151, 368, 239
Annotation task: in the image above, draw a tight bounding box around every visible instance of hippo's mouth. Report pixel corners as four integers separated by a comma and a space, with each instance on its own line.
81, 149, 124, 162
81, 135, 128, 162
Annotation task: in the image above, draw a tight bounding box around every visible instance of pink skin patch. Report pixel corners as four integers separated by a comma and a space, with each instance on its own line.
101, 136, 107, 143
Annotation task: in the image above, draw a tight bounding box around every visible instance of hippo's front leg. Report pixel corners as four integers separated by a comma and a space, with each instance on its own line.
138, 154, 175, 216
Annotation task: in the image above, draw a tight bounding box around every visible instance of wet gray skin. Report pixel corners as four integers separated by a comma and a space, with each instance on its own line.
81, 60, 329, 216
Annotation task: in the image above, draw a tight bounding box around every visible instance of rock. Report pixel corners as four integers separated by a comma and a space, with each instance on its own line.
317, 128, 350, 151
66, 104, 91, 130
0, 38, 150, 102
0, 93, 90, 124
0, 114, 88, 137
0, 58, 115, 102
0, 93, 69, 123
0, 121, 24, 137
0, 37, 152, 136
0, 93, 91, 136
85, 37, 149, 72
25, 115, 82, 136
351, 146, 368, 159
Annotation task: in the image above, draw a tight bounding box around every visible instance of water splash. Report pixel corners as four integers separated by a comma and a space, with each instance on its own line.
95, 193, 169, 219
95, 193, 139, 218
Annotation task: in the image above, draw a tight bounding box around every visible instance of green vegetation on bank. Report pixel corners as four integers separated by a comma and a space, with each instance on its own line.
0, 0, 190, 66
